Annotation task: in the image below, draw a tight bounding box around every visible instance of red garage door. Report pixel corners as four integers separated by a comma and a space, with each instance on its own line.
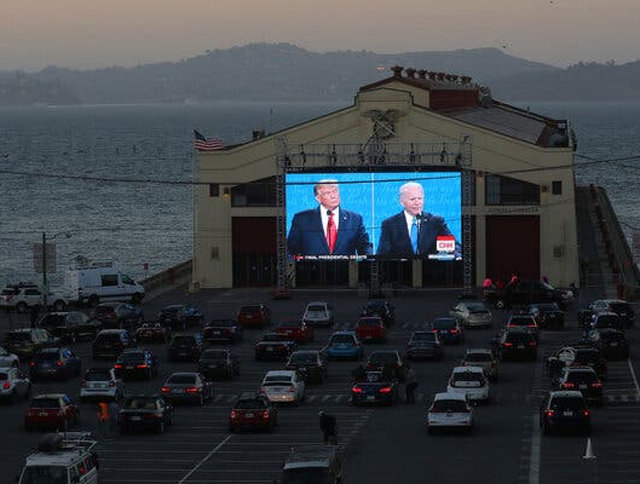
232, 217, 276, 287
486, 216, 540, 282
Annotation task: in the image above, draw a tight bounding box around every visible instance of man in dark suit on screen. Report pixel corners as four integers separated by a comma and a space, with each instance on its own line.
287, 180, 372, 256
377, 181, 461, 258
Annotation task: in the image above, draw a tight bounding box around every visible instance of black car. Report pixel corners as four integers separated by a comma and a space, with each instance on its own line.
527, 303, 565, 330
405, 331, 444, 361
203, 319, 244, 344
160, 372, 213, 405
198, 349, 240, 380
114, 348, 159, 380
487, 280, 573, 309
135, 321, 172, 343
429, 318, 464, 344
157, 304, 204, 331
92, 329, 135, 360
3, 328, 59, 360
579, 299, 635, 328
118, 395, 174, 434
362, 300, 396, 326
540, 390, 591, 435
588, 312, 624, 331
29, 347, 81, 381
37, 311, 102, 342
89, 302, 143, 330
597, 328, 629, 360
571, 346, 608, 381
254, 333, 297, 361
493, 328, 537, 361
285, 350, 328, 384
168, 333, 204, 362
365, 350, 406, 380
555, 366, 604, 406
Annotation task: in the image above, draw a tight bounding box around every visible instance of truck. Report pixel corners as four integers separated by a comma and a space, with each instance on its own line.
63, 262, 145, 306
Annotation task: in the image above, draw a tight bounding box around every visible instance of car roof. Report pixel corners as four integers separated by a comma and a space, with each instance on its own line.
549, 390, 584, 399
306, 301, 328, 306
452, 366, 484, 374
284, 446, 337, 469
465, 348, 493, 355
433, 392, 468, 402
166, 372, 198, 378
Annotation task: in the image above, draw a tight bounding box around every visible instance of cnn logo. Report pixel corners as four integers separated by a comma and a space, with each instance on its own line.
436, 236, 455, 253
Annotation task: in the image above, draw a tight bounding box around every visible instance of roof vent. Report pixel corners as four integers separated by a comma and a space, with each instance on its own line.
391, 65, 403, 78
417, 69, 427, 79
252, 129, 266, 140
405, 68, 416, 79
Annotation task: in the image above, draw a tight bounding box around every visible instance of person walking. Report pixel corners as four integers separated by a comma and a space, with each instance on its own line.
405, 365, 418, 404
318, 410, 337, 445
96, 401, 110, 440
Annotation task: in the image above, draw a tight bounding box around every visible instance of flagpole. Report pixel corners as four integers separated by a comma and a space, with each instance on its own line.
192, 132, 197, 292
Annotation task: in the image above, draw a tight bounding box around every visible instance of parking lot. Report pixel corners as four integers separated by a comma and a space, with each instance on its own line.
2, 286, 640, 484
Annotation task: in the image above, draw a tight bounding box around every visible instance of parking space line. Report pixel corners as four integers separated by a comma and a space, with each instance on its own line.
178, 434, 232, 484
528, 412, 541, 484
627, 359, 640, 398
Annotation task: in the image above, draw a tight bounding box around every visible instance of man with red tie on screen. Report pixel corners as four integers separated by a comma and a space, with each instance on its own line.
287, 179, 372, 257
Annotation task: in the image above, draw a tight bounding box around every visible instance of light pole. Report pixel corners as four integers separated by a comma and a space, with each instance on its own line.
41, 231, 71, 307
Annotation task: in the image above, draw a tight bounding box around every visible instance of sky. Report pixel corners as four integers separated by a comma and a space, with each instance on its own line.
3, 0, 640, 72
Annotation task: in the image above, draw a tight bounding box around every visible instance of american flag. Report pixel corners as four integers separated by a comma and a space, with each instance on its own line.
193, 129, 225, 151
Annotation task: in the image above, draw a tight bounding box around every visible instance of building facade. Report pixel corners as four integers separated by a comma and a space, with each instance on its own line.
193, 67, 578, 289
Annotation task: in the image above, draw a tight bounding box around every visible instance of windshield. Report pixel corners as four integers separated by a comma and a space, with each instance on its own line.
20, 466, 68, 484
85, 370, 111, 381
369, 353, 396, 365
452, 372, 485, 384
235, 399, 267, 410
124, 398, 157, 409
307, 305, 326, 312
240, 306, 261, 314
5, 333, 30, 342
509, 317, 535, 326
262, 334, 288, 342
411, 332, 435, 342
466, 303, 488, 312
38, 315, 66, 327
120, 352, 145, 362
167, 374, 196, 384
209, 320, 234, 327
432, 319, 455, 329
34, 352, 59, 361
282, 467, 329, 484
550, 397, 585, 411
536, 303, 560, 311
431, 400, 468, 412
465, 352, 492, 362
566, 371, 597, 383
264, 375, 293, 384
0, 372, 8, 380
30, 398, 60, 409
94, 306, 116, 315
202, 351, 227, 360
330, 334, 355, 344
289, 353, 317, 364
358, 318, 381, 326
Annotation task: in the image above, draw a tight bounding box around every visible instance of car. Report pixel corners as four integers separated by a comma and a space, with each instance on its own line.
203, 319, 244, 344
579, 299, 635, 328
229, 392, 278, 432
135, 321, 172, 343
527, 303, 565, 330
351, 370, 399, 406
29, 347, 81, 381
161, 372, 213, 406
539, 390, 591, 435
486, 279, 574, 309
92, 329, 135, 360
198, 349, 240, 380
362, 300, 396, 326
278, 446, 343, 484
449, 300, 492, 329
275, 320, 314, 344
427, 392, 474, 434
461, 348, 499, 382
79, 367, 123, 402
3, 328, 60, 360
259, 370, 305, 405
302, 301, 334, 327
554, 366, 604, 406
365, 350, 406, 380
588, 311, 624, 331
505, 313, 540, 341
325, 331, 364, 360
0, 367, 31, 402
429, 317, 464, 344
254, 332, 298, 361
24, 394, 79, 431
597, 328, 630, 360
37, 311, 102, 342
493, 328, 538, 361
446, 366, 490, 405
157, 304, 204, 331
236, 304, 271, 328
0, 284, 68, 313
118, 395, 174, 434
356, 316, 387, 343
114, 348, 159, 380
286, 350, 328, 384
0, 346, 20, 367
405, 331, 444, 361
89, 302, 143, 330
569, 345, 608, 381
167, 333, 204, 362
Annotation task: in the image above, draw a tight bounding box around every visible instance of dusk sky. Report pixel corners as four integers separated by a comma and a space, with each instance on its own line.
4, 0, 639, 71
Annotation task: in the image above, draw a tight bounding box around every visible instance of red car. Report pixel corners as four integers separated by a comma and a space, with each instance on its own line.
356, 316, 387, 343
229, 393, 278, 432
275, 320, 314, 344
24, 393, 79, 431
236, 305, 271, 328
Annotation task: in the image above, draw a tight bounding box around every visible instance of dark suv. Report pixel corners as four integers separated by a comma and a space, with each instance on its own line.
92, 329, 134, 360
487, 280, 573, 309
493, 328, 537, 361
37, 311, 102, 342
90, 302, 143, 330
579, 299, 635, 328
539, 390, 591, 435
29, 347, 81, 381
285, 350, 328, 384
3, 329, 59, 359
168, 333, 203, 362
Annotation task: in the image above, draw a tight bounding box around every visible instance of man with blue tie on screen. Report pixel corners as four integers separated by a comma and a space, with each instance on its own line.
287, 179, 372, 256
377, 181, 461, 258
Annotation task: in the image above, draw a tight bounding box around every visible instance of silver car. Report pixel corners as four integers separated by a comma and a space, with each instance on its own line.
450, 301, 492, 328
259, 370, 306, 404
302, 302, 334, 327
80, 368, 123, 402
0, 346, 19, 367
0, 367, 31, 403
427, 392, 474, 434
461, 348, 499, 382
161, 372, 213, 406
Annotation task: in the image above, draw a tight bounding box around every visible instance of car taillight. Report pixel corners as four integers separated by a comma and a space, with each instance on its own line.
136, 364, 148, 369
527, 325, 537, 328
546, 410, 555, 417
109, 381, 115, 387
230, 410, 237, 419
591, 382, 603, 388
161, 386, 170, 393
529, 341, 537, 347
81, 381, 86, 387
3, 382, 10, 389
503, 342, 513, 348
56, 361, 63, 367
450, 329, 459, 334
144, 412, 163, 419
263, 410, 270, 419
288, 387, 295, 393
259, 386, 266, 393
186, 387, 199, 393
379, 386, 392, 394
351, 386, 363, 393
562, 382, 575, 389
583, 410, 591, 417
278, 345, 287, 350
114, 364, 124, 369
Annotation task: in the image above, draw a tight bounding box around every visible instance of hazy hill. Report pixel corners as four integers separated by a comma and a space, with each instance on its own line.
1, 43, 638, 105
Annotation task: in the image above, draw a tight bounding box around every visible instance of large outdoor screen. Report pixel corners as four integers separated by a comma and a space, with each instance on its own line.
286, 172, 461, 261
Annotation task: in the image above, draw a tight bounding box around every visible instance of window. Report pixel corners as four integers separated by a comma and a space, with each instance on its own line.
209, 184, 219, 197
101, 274, 118, 286
231, 177, 277, 207
485, 175, 540, 205
552, 181, 562, 195
121, 274, 135, 285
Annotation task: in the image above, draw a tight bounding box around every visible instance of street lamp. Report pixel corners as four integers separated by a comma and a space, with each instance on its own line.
41, 231, 71, 307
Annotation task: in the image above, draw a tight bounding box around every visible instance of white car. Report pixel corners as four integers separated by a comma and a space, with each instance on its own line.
446, 366, 490, 404
427, 392, 474, 434
80, 367, 123, 402
302, 302, 334, 327
260, 370, 305, 404
0, 346, 19, 367
0, 367, 32, 403
449, 301, 492, 328
0, 284, 68, 313
461, 348, 499, 382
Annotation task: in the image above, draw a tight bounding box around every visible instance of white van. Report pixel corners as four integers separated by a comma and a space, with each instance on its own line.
17, 432, 99, 484
64, 263, 145, 306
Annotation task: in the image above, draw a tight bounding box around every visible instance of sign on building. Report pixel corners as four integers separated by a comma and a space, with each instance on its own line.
33, 243, 57, 274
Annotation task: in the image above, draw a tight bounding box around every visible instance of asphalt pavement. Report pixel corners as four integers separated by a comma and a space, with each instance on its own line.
2, 285, 640, 484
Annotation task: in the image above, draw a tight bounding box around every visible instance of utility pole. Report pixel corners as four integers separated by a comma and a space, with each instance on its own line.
42, 232, 48, 308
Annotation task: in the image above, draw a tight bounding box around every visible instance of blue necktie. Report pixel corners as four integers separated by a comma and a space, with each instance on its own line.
410, 218, 418, 254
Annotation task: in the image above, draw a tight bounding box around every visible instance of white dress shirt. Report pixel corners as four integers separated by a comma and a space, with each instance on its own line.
403, 210, 419, 236
320, 206, 340, 237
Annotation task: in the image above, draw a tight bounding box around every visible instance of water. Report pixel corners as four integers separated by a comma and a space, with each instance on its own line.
1, 100, 638, 288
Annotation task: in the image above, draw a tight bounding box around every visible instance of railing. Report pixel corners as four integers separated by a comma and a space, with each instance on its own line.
140, 259, 192, 298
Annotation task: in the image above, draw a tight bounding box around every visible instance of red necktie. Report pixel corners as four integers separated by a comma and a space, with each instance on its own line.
326, 211, 337, 254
